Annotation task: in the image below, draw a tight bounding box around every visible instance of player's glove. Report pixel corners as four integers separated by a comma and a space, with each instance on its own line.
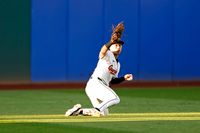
111, 22, 124, 43
105, 22, 124, 48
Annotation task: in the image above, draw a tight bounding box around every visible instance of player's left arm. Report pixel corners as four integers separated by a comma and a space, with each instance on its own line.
99, 22, 124, 59
110, 74, 133, 84
99, 32, 118, 59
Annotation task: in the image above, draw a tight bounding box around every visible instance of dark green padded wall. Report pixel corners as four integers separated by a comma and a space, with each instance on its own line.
0, 1, 30, 82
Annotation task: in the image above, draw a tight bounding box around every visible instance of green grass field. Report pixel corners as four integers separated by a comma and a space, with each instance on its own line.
0, 87, 200, 133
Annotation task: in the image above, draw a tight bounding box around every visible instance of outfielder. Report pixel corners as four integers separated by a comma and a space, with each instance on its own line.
65, 22, 133, 117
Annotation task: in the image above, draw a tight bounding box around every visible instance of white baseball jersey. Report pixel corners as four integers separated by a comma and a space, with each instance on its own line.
91, 50, 120, 85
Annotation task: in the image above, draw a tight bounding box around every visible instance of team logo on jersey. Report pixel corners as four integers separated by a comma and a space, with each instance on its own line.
108, 65, 117, 75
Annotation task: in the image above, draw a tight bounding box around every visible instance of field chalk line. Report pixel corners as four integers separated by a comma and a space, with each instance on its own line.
1, 112, 200, 123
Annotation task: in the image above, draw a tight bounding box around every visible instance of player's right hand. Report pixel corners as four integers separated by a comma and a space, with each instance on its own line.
124, 74, 133, 81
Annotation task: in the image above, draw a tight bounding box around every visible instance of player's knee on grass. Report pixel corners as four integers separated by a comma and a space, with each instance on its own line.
97, 97, 120, 112
101, 108, 109, 116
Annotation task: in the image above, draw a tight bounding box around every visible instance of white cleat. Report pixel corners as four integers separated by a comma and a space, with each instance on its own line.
83, 108, 101, 117
65, 104, 82, 116
91, 108, 101, 117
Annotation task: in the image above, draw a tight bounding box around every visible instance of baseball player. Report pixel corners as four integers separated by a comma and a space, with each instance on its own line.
65, 22, 133, 117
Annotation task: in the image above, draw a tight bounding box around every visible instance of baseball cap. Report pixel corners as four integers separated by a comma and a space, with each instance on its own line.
113, 39, 124, 45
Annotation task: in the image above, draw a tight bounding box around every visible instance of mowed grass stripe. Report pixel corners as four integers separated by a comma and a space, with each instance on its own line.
1, 112, 200, 123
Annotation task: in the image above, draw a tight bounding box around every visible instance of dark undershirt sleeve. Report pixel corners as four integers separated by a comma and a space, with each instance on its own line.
110, 77, 125, 84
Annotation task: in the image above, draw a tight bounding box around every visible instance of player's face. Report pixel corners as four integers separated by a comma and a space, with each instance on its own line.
110, 43, 122, 55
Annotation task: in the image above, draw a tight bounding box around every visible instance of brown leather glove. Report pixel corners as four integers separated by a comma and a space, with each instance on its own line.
110, 22, 124, 43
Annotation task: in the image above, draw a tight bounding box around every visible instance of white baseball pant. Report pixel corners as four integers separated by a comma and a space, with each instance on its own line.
85, 77, 120, 115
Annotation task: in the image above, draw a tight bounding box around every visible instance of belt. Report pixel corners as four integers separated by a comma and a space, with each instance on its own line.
90, 76, 108, 86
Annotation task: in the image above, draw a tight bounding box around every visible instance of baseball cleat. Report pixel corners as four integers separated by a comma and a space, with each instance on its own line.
91, 108, 101, 117
65, 104, 82, 116
88, 108, 101, 117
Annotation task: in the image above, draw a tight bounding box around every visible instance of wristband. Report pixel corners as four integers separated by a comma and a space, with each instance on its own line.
105, 41, 113, 48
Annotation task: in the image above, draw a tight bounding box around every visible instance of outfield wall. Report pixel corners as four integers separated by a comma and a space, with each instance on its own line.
0, 0, 200, 83
0, 0, 30, 82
